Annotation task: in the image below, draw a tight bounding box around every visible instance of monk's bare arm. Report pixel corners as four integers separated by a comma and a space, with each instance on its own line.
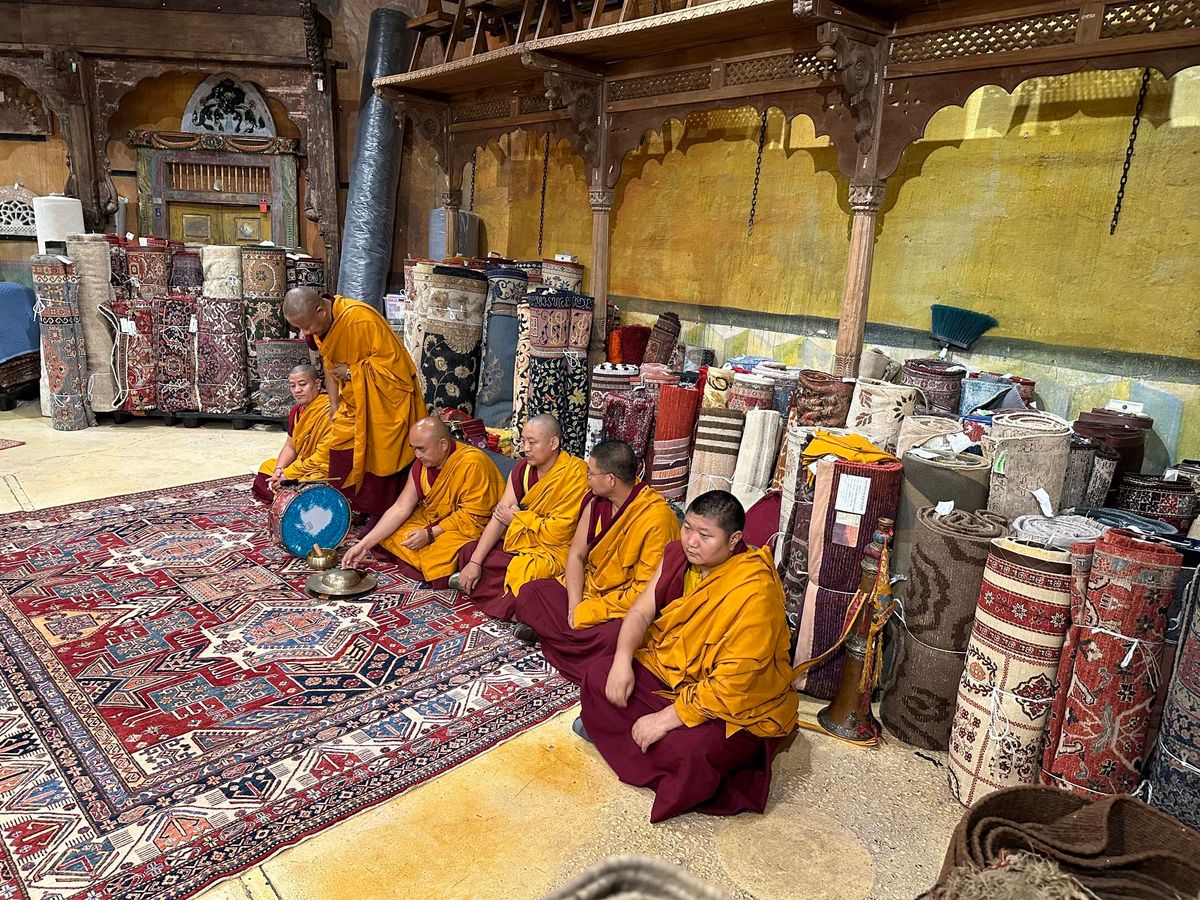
343, 477, 419, 566
326, 369, 339, 417
275, 435, 298, 472
604, 562, 662, 708
459, 478, 517, 591
564, 510, 591, 625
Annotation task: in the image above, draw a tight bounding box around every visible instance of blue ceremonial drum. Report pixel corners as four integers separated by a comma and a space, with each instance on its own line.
268, 483, 351, 558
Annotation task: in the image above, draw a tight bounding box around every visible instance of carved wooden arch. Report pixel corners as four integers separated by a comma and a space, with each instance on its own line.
0, 54, 72, 136
447, 120, 584, 190
876, 46, 1200, 179
89, 58, 314, 215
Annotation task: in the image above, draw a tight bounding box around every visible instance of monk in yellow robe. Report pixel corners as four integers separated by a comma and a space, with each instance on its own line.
455, 414, 588, 620
577, 489, 798, 822
284, 287, 426, 518
341, 417, 503, 585
251, 364, 333, 503
513, 439, 679, 682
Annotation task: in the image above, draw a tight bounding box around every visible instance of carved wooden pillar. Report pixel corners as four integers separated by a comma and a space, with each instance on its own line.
442, 188, 462, 258
588, 184, 613, 365
58, 54, 106, 231
305, 75, 341, 290
833, 179, 886, 377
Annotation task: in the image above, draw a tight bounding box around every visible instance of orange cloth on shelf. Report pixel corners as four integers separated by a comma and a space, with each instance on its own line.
800, 429, 896, 484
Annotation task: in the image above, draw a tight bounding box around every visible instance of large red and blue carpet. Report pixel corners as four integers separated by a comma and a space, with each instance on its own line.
0, 477, 577, 900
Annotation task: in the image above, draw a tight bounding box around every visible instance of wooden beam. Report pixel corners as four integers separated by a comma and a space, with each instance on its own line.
520, 50, 605, 77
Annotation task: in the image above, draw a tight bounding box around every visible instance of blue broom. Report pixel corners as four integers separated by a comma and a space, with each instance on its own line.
930, 304, 997, 351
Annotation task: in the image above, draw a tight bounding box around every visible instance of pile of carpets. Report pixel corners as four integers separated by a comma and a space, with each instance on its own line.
0, 282, 39, 392
32, 255, 95, 431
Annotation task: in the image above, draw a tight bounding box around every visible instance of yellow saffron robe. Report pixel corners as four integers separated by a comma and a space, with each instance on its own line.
316, 296, 426, 491
637, 545, 799, 738
501, 453, 589, 597
572, 487, 680, 629
258, 393, 333, 481
382, 443, 503, 580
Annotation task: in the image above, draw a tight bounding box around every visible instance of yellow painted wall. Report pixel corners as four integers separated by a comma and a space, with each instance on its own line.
468, 66, 1200, 361
0, 127, 69, 265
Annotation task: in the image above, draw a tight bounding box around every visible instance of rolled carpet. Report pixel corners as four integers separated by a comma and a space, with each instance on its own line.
647, 384, 698, 501
686, 408, 746, 505
609, 323, 650, 365
700, 367, 735, 408
794, 455, 903, 699
1042, 530, 1181, 797
776, 424, 809, 564
642, 312, 680, 365
983, 411, 1072, 519
200, 245, 242, 299
541, 258, 584, 292
901, 358, 967, 415
601, 388, 656, 467
959, 373, 1014, 415
65, 233, 119, 412
240, 245, 287, 399
152, 294, 198, 413
894, 449, 990, 579
1082, 446, 1119, 508
937, 784, 1200, 899
586, 363, 638, 456
1147, 572, 1200, 830
1115, 473, 1199, 534
881, 508, 1010, 750
1060, 434, 1099, 510
897, 414, 964, 460
169, 250, 203, 295
256, 338, 311, 418
475, 267, 527, 428
948, 538, 1073, 806
196, 298, 247, 414
420, 266, 486, 416
727, 373, 775, 412
730, 408, 783, 510
790, 370, 853, 428
859, 346, 900, 382
846, 378, 920, 452
1010, 514, 1107, 551
33, 256, 96, 431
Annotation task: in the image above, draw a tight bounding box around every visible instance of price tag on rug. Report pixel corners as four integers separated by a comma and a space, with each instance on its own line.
947, 432, 972, 454
1031, 488, 1054, 517
835, 474, 871, 515
1164, 468, 1180, 482
935, 500, 955, 516
832, 510, 861, 547
993, 451, 1007, 475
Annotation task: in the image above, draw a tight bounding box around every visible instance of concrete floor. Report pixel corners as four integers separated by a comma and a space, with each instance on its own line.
0, 402, 964, 900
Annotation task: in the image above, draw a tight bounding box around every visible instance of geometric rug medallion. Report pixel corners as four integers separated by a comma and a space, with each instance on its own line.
0, 477, 578, 899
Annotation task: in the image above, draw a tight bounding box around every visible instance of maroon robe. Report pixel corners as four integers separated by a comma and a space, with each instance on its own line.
513, 483, 651, 683
252, 404, 305, 504
370, 447, 452, 588
456, 458, 540, 619
578, 541, 780, 823
328, 449, 404, 519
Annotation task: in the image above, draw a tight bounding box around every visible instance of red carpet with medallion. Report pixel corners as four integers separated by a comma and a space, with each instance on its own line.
0, 477, 577, 900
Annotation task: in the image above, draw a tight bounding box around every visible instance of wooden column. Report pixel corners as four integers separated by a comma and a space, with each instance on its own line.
442, 187, 462, 258
832, 179, 886, 377
587, 185, 613, 365
305, 72, 341, 291
62, 55, 106, 231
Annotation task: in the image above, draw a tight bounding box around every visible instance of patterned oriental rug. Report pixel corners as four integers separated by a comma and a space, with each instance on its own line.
0, 439, 24, 452
0, 477, 577, 900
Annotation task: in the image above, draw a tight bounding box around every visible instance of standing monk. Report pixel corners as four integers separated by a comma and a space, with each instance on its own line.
455, 414, 588, 620
251, 364, 333, 503
283, 287, 426, 519
578, 490, 798, 823
341, 417, 503, 586
514, 440, 679, 682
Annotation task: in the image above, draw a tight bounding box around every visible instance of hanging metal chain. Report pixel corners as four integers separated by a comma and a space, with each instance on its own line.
1110, 67, 1151, 235
538, 132, 551, 256
468, 146, 477, 212
747, 107, 769, 235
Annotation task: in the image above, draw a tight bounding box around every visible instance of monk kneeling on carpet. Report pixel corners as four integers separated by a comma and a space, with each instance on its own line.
284, 287, 426, 520
577, 489, 798, 823
513, 439, 679, 682
252, 364, 333, 503
454, 414, 588, 620
341, 417, 503, 586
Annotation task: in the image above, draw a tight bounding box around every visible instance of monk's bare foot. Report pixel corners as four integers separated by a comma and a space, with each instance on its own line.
448, 572, 462, 591
513, 623, 538, 644
572, 717, 592, 743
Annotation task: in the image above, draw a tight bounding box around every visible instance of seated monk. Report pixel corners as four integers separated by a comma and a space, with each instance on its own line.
577, 490, 798, 823
454, 414, 588, 620
284, 287, 427, 519
251, 364, 332, 503
341, 417, 503, 585
513, 439, 680, 682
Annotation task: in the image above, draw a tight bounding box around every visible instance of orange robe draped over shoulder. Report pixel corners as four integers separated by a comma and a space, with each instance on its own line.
501, 452, 588, 596
382, 443, 503, 580
638, 545, 798, 738
572, 486, 680, 629
316, 296, 426, 491
257, 393, 333, 481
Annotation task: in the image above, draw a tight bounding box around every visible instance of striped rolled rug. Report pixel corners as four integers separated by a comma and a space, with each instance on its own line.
794, 455, 904, 700
881, 508, 1010, 750
685, 409, 746, 505
730, 408, 783, 510
648, 385, 699, 501
984, 411, 1073, 519
1060, 434, 1099, 510
948, 538, 1073, 806
1042, 530, 1181, 798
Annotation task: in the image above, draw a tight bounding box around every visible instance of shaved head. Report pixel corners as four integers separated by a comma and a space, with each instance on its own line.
522, 414, 563, 469
413, 416, 452, 441
284, 287, 332, 337
283, 287, 322, 320
290, 363, 319, 380
410, 416, 455, 469
526, 414, 562, 439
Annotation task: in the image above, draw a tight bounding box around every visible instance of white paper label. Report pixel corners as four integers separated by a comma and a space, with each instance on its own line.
842, 377, 857, 383
909, 447, 939, 460
947, 432, 973, 454
188, 315, 198, 334
1105, 399, 1144, 415
935, 500, 955, 516
835, 474, 871, 515
1031, 487, 1054, 517
119, 317, 136, 335
807, 462, 819, 477
1164, 468, 1180, 482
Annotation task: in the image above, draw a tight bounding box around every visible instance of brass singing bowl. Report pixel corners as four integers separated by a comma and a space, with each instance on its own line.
307, 547, 339, 570
319, 568, 364, 591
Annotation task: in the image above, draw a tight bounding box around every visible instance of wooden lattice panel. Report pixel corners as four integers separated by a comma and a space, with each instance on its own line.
724, 51, 824, 86
1101, 0, 1199, 37
518, 94, 555, 114
890, 11, 1079, 64
452, 99, 512, 123
169, 162, 271, 194
609, 67, 711, 101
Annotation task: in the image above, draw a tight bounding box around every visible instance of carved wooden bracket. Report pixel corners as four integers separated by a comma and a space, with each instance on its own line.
848, 179, 886, 213
441, 188, 462, 210
817, 23, 882, 160
390, 94, 449, 172
588, 188, 614, 213
542, 71, 602, 172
